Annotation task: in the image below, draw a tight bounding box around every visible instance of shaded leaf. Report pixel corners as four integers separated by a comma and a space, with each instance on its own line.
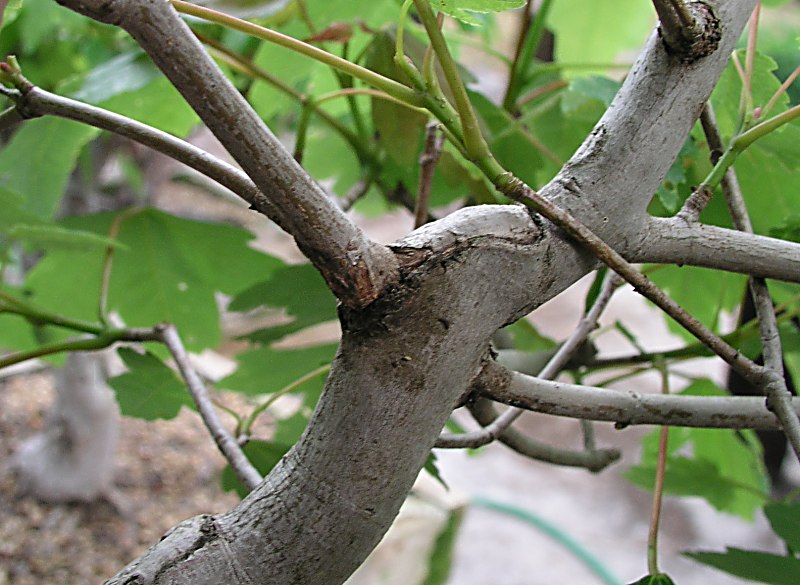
0, 117, 98, 219
424, 451, 448, 490
231, 264, 336, 344
687, 548, 800, 585
108, 348, 192, 420
627, 574, 676, 585
220, 439, 291, 498
764, 502, 800, 553
8, 224, 125, 251
221, 343, 336, 401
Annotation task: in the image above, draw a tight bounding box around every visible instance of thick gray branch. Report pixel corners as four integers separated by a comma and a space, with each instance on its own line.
54, 0, 397, 308
478, 360, 796, 430
638, 218, 800, 283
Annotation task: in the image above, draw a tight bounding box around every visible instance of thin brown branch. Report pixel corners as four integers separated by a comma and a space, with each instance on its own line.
4, 85, 263, 205
158, 324, 262, 491
414, 122, 445, 229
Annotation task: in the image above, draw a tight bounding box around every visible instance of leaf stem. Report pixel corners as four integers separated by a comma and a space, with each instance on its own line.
502, 0, 553, 112
412, 0, 489, 160
171, 0, 424, 107
647, 357, 670, 575
240, 363, 331, 438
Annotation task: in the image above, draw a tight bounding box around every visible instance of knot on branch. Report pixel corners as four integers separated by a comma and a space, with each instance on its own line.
656, 1, 722, 64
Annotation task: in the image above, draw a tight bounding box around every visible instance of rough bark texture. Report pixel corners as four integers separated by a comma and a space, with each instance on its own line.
46, 0, 774, 583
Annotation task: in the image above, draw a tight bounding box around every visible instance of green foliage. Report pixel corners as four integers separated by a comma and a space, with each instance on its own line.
17, 209, 280, 351
230, 263, 337, 344
0, 118, 98, 219
627, 574, 675, 585
429, 0, 525, 26
221, 439, 292, 497
687, 548, 800, 585
626, 380, 768, 520
221, 343, 336, 402
548, 0, 653, 74
108, 348, 194, 420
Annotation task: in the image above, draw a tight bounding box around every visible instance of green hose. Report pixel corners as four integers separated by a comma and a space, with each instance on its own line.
471, 496, 623, 585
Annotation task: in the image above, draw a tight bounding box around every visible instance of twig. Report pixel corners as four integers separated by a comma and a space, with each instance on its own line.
698, 103, 800, 461
463, 398, 620, 472
158, 324, 262, 491
3, 84, 263, 205
497, 175, 777, 395
435, 271, 621, 449
647, 357, 670, 575
477, 359, 800, 430
414, 122, 445, 229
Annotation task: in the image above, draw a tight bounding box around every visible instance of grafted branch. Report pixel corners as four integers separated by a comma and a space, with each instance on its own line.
54, 0, 398, 308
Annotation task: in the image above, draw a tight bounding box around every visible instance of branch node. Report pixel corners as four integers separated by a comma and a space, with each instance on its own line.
655, 1, 722, 64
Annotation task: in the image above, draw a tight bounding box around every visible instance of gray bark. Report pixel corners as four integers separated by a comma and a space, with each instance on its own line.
46, 0, 798, 583
12, 352, 118, 502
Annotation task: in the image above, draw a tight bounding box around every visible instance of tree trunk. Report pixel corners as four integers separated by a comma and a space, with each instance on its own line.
13, 352, 118, 502
45, 0, 760, 583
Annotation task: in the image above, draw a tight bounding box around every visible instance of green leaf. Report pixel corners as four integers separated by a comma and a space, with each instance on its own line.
421, 507, 463, 585
0, 117, 98, 219
764, 502, 800, 553
424, 451, 448, 490
220, 439, 291, 497
769, 216, 800, 243
108, 348, 192, 420
8, 224, 126, 251
272, 411, 310, 445
687, 548, 800, 585
24, 209, 281, 350
627, 574, 676, 585
626, 380, 768, 519
71, 50, 160, 104
548, 0, 653, 75
231, 264, 336, 344
430, 0, 525, 26
221, 343, 336, 400
647, 267, 745, 341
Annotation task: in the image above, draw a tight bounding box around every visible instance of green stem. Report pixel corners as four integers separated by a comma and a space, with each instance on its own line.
503, 0, 554, 112
0, 291, 106, 335
171, 0, 424, 107
412, 0, 489, 160
240, 364, 331, 437
0, 331, 125, 369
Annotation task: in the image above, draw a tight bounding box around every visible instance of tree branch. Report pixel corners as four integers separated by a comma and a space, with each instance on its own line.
464, 397, 620, 471
2, 83, 262, 205
477, 359, 800, 430
435, 271, 621, 449
698, 103, 800, 460
158, 324, 262, 491
637, 218, 800, 283
54, 0, 398, 308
